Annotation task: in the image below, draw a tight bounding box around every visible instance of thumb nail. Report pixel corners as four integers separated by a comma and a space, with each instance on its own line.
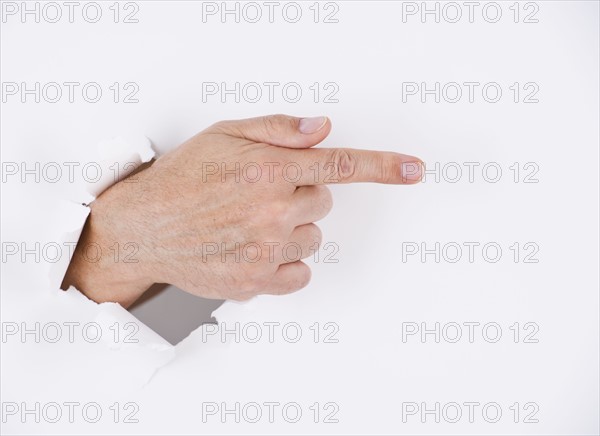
299, 116, 327, 134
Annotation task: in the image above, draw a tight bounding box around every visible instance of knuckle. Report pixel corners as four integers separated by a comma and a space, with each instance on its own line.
252, 201, 287, 228
210, 120, 227, 130
257, 253, 279, 269
310, 224, 323, 246
315, 185, 334, 215
262, 116, 277, 135
295, 265, 312, 289
207, 119, 233, 135
272, 201, 291, 224
246, 266, 277, 294
330, 149, 356, 182
262, 114, 291, 137
206, 119, 247, 140
253, 267, 275, 284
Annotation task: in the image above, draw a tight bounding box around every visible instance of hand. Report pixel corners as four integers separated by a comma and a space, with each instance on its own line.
62, 115, 424, 307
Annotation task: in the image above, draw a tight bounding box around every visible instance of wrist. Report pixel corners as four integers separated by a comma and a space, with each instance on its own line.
62, 183, 154, 307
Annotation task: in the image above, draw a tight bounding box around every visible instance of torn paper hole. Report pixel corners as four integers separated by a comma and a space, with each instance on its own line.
45, 135, 190, 387
40, 135, 233, 390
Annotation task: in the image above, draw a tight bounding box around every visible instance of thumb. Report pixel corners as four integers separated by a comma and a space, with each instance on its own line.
206, 114, 331, 149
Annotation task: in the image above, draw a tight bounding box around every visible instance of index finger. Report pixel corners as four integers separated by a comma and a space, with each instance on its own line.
281, 148, 424, 186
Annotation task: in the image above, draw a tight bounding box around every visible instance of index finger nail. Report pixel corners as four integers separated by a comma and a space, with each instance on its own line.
401, 161, 423, 183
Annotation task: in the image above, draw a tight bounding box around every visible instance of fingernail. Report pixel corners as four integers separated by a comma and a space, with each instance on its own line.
299, 116, 327, 134
402, 161, 423, 183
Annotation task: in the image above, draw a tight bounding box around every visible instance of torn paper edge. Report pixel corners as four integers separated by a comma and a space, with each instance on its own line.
45, 135, 176, 387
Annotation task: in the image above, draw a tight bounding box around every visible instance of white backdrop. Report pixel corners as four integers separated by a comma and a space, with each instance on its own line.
1, 1, 599, 434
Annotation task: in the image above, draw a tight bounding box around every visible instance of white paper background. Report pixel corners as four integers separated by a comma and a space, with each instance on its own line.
1, 1, 598, 434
